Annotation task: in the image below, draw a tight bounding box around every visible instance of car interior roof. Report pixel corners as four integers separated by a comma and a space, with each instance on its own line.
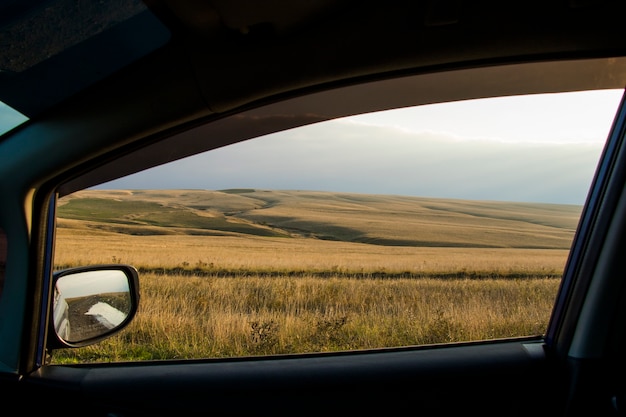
2, 1, 626, 119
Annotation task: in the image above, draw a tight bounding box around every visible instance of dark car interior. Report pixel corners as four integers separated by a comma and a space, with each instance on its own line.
3, 1, 626, 416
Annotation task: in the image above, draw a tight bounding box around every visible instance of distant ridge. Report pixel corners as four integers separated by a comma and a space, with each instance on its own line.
57, 189, 582, 249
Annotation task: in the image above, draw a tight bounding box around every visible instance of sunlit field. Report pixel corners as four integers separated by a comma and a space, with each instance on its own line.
52, 272, 559, 363
54, 228, 568, 277
50, 189, 574, 363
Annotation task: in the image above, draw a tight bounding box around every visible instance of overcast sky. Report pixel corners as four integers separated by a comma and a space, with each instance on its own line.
56, 270, 130, 299
98, 89, 624, 205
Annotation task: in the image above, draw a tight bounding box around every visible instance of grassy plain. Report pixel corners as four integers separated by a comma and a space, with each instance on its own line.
51, 189, 577, 363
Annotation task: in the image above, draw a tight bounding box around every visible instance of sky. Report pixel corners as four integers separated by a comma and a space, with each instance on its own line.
56, 270, 130, 299
98, 89, 624, 205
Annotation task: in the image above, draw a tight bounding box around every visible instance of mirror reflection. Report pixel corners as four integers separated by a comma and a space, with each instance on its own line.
53, 269, 132, 343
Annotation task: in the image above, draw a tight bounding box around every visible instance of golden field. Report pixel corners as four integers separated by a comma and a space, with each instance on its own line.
51, 189, 577, 363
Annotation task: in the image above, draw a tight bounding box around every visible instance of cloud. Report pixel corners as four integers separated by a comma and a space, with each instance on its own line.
99, 120, 604, 205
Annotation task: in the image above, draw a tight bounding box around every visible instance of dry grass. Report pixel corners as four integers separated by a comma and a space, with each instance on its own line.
50, 189, 574, 363
52, 273, 559, 362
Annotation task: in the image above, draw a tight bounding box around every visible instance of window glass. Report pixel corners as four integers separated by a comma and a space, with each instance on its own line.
0, 102, 28, 137
52, 89, 624, 363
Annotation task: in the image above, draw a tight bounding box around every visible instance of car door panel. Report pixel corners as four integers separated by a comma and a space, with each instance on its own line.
19, 339, 558, 416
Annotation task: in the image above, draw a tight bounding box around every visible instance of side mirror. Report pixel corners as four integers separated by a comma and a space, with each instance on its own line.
48, 264, 140, 349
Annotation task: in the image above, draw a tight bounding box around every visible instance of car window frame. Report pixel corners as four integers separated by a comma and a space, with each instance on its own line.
42, 67, 626, 366
548, 89, 626, 358
0, 56, 617, 373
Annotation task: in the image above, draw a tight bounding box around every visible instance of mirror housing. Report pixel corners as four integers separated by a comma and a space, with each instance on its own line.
47, 264, 140, 350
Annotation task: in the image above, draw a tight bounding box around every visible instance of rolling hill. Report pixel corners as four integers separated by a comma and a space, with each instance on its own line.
56, 189, 582, 249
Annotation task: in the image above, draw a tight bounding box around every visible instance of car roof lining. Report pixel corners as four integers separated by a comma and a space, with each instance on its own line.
3, 0, 626, 119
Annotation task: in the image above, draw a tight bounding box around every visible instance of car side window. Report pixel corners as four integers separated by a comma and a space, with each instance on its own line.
51, 89, 624, 363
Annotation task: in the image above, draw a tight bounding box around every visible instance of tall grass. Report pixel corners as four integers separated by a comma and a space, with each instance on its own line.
51, 272, 559, 363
